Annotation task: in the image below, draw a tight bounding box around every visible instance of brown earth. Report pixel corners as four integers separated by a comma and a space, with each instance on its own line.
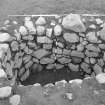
0, 0, 105, 26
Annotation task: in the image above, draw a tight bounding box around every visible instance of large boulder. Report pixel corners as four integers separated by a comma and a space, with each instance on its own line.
62, 14, 86, 32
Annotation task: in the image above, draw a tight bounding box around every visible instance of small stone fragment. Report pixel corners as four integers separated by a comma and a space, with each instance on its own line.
46, 28, 53, 37
0, 86, 12, 98
36, 26, 45, 36
19, 26, 28, 36
0, 68, 7, 78
99, 26, 105, 41
93, 64, 102, 75
90, 58, 96, 64
32, 49, 50, 59
9, 94, 21, 105
86, 32, 98, 43
68, 63, 79, 72
54, 24, 62, 36
35, 16, 46, 25
62, 14, 86, 32
37, 36, 52, 43
63, 33, 79, 43
95, 18, 103, 24
71, 51, 84, 58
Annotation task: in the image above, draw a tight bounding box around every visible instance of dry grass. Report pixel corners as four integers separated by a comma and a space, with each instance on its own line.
0, 0, 105, 25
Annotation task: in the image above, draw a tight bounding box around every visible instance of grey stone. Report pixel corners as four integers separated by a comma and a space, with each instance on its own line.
71, 51, 84, 58
37, 36, 53, 44
71, 57, 82, 64
40, 57, 55, 64
54, 24, 62, 36
56, 64, 64, 69
93, 64, 102, 75
63, 49, 71, 55
86, 44, 100, 52
98, 44, 105, 49
90, 58, 96, 64
86, 32, 98, 43
35, 16, 46, 25
97, 59, 104, 67
32, 49, 50, 59
36, 26, 45, 36
63, 33, 79, 43
85, 50, 98, 57
43, 44, 52, 49
80, 62, 91, 74
99, 26, 105, 41
62, 14, 86, 32
11, 41, 19, 51
68, 63, 79, 72
77, 44, 84, 51
58, 57, 71, 64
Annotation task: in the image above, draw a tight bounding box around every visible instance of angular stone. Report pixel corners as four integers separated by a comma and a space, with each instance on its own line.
37, 36, 52, 44
81, 62, 91, 74
54, 24, 62, 36
35, 16, 46, 25
32, 49, 50, 59
99, 26, 105, 41
43, 44, 52, 49
9, 95, 21, 105
24, 19, 36, 34
93, 64, 102, 75
90, 58, 96, 64
86, 44, 100, 52
36, 26, 45, 36
95, 18, 103, 24
46, 63, 55, 70
86, 32, 98, 43
58, 57, 71, 64
62, 14, 86, 32
68, 63, 79, 72
46, 28, 53, 37
56, 63, 64, 69
99, 44, 105, 49
63, 33, 79, 43
23, 54, 32, 64
40, 57, 54, 64
0, 86, 12, 98
85, 50, 98, 57
77, 44, 84, 52
71, 51, 84, 58
63, 49, 71, 55
97, 59, 104, 67
19, 26, 28, 36
71, 57, 82, 64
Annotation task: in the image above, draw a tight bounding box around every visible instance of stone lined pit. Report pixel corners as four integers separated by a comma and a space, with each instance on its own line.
0, 14, 105, 86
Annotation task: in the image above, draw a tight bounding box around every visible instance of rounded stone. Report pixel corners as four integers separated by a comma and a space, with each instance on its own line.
63, 33, 79, 43
62, 14, 86, 32
0, 32, 10, 42
54, 24, 62, 36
